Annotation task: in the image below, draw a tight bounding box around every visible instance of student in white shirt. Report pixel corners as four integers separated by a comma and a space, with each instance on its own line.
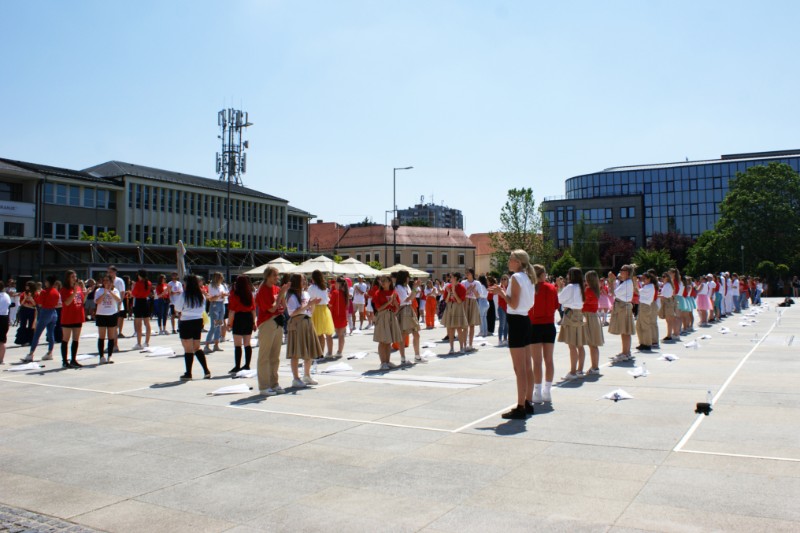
168, 271, 183, 334
461, 269, 482, 352
352, 276, 368, 330
94, 275, 122, 364
608, 264, 636, 362
177, 275, 211, 380
635, 272, 659, 351
204, 272, 227, 354
395, 270, 424, 364
308, 270, 334, 357
286, 274, 322, 387
0, 281, 11, 364
558, 267, 585, 381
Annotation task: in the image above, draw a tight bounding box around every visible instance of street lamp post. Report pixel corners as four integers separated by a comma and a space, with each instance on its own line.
393, 166, 413, 266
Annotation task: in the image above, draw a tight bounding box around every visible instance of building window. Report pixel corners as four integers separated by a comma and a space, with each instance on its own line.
82, 225, 94, 238
68, 224, 79, 240
43, 222, 53, 239
82, 188, 95, 208
4, 222, 24, 237
135, 184, 142, 209
160, 188, 166, 212
55, 223, 66, 240
427, 252, 433, 265
0, 181, 23, 202
374, 253, 380, 264
395, 253, 401, 265
56, 184, 67, 205
412, 252, 419, 266
356, 254, 362, 262
441, 253, 448, 266
458, 253, 465, 265
365, 253, 371, 263
620, 207, 635, 218
97, 189, 107, 209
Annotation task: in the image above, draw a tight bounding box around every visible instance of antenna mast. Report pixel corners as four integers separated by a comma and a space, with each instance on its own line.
216, 108, 252, 186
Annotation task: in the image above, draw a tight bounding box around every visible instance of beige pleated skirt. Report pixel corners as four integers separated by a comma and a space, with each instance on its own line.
636, 303, 656, 345
557, 309, 585, 346
443, 301, 468, 329
397, 305, 419, 333
608, 300, 635, 336
649, 301, 660, 341
583, 311, 605, 347
373, 309, 402, 344
659, 297, 677, 319
287, 316, 323, 359
464, 298, 480, 326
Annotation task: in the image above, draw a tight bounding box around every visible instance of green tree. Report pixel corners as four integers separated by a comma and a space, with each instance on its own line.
403, 219, 430, 227
647, 231, 695, 271
571, 219, 601, 270
551, 250, 579, 278
632, 247, 676, 275
205, 239, 242, 249
367, 260, 382, 270
689, 162, 800, 273
79, 230, 121, 243
687, 231, 728, 276
490, 187, 553, 273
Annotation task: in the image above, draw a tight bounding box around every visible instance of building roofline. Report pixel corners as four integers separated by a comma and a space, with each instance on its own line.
597, 149, 800, 174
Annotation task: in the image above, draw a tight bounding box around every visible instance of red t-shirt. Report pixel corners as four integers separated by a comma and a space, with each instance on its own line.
229, 291, 255, 313
582, 287, 599, 313
444, 283, 467, 303
373, 289, 399, 313
156, 282, 170, 300
328, 289, 349, 329
529, 282, 558, 324
255, 284, 283, 327
60, 287, 85, 325
131, 280, 152, 299
36, 287, 60, 309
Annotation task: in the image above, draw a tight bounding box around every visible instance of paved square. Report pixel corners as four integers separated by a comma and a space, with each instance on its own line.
1, 299, 798, 532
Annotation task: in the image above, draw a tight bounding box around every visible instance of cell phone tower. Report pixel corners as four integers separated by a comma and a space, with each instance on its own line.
216, 109, 252, 186
216, 109, 253, 281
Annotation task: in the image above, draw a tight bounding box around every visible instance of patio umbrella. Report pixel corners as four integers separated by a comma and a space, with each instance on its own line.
288, 255, 350, 276
379, 263, 430, 278
244, 257, 295, 276
177, 240, 187, 279
338, 258, 382, 278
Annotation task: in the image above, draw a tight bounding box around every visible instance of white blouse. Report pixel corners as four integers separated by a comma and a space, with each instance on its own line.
307, 284, 330, 305
558, 283, 584, 310
639, 284, 656, 306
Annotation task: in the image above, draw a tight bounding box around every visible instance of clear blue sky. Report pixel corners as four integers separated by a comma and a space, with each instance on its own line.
3, 1, 798, 234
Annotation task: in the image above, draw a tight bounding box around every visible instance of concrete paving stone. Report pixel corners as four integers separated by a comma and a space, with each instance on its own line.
73, 499, 235, 533
425, 504, 609, 533
614, 502, 800, 533
250, 501, 418, 533
339, 421, 450, 443
277, 441, 401, 468
540, 442, 668, 466
413, 434, 552, 466
0, 470, 125, 520
663, 450, 800, 477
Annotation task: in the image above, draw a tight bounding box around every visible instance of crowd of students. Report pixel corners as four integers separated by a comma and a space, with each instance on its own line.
0, 261, 775, 407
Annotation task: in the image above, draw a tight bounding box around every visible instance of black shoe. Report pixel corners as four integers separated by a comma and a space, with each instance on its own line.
241, 365, 250, 370
228, 366, 241, 374
636, 345, 652, 352
180, 373, 192, 381
662, 336, 671, 342
501, 406, 527, 420
62, 361, 70, 369
525, 400, 535, 415
69, 360, 83, 368
651, 344, 660, 350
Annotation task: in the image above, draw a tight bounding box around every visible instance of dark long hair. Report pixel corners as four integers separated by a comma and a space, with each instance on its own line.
567, 267, 585, 301
233, 275, 253, 306
395, 269, 410, 288
64, 270, 77, 289
183, 275, 204, 308
288, 273, 303, 305
311, 270, 326, 291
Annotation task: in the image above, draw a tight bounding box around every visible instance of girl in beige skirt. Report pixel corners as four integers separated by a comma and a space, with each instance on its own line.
395, 270, 425, 364
558, 267, 585, 380
372, 276, 403, 370
285, 274, 323, 388
462, 269, 482, 352
608, 265, 636, 362
443, 272, 468, 354
635, 272, 659, 350
580, 270, 604, 376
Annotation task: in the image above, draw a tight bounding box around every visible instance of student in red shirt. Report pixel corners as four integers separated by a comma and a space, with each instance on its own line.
131, 269, 152, 350
227, 275, 257, 374
23, 276, 61, 363
154, 274, 170, 336
372, 275, 402, 370
580, 271, 604, 376
328, 276, 350, 358
442, 272, 468, 354
59, 270, 85, 368
255, 267, 290, 396
529, 265, 559, 403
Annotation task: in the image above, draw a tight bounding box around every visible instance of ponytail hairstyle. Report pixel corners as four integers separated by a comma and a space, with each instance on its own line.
533, 264, 546, 284
509, 249, 536, 284
669, 267, 680, 292
567, 267, 585, 301
585, 270, 600, 299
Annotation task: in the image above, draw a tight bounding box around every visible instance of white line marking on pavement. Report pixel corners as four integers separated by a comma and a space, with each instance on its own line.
451, 403, 517, 433
673, 321, 777, 452
0, 378, 116, 395
678, 448, 800, 463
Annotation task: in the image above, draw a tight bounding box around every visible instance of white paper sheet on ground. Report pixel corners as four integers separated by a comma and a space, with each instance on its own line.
350, 329, 364, 335
235, 369, 258, 378
477, 341, 488, 346
210, 383, 252, 395
421, 342, 437, 348
698, 334, 712, 340
250, 338, 259, 346
421, 349, 437, 358
739, 322, 750, 327
719, 327, 731, 334
75, 353, 96, 361
627, 365, 650, 378
474, 336, 486, 341
684, 340, 700, 349
143, 346, 175, 357
6, 362, 44, 371
80, 333, 99, 339
322, 362, 353, 373
659, 353, 679, 361
346, 352, 369, 360
600, 388, 634, 401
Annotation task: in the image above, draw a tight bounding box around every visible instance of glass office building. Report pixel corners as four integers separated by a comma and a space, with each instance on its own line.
543, 149, 800, 247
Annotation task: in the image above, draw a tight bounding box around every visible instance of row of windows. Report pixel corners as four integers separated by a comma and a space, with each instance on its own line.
287, 216, 305, 231
545, 206, 636, 225
125, 224, 290, 250
4, 221, 24, 237
126, 183, 285, 225
44, 183, 116, 209
0, 182, 23, 202
43, 223, 113, 240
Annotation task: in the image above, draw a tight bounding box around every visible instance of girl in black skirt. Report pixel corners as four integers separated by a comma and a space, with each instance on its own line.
227, 275, 257, 373
177, 275, 211, 380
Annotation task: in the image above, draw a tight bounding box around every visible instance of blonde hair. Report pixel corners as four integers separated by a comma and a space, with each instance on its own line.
263, 266, 279, 281
509, 249, 536, 284
533, 264, 546, 282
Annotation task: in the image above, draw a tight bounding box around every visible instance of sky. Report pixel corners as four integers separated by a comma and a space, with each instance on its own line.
3, 0, 799, 234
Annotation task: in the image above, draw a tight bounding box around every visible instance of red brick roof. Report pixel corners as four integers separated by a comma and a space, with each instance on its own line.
469, 233, 497, 256
308, 222, 346, 252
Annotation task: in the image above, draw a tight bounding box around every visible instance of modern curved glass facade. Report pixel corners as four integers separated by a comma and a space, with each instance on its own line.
548, 150, 800, 241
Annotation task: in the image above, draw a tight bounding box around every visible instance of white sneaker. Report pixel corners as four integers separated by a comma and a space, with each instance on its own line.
532, 390, 543, 403
273, 385, 285, 394
132, 343, 143, 350
379, 363, 390, 371
143, 342, 149, 349
542, 388, 552, 402
20, 355, 33, 363
414, 356, 428, 364
586, 368, 601, 376
260, 388, 277, 397
41, 353, 53, 361
302, 375, 318, 386
291, 378, 306, 388
562, 373, 578, 381
99, 356, 108, 364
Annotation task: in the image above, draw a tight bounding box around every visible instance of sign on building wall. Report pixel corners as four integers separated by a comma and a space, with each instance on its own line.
0, 201, 36, 218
